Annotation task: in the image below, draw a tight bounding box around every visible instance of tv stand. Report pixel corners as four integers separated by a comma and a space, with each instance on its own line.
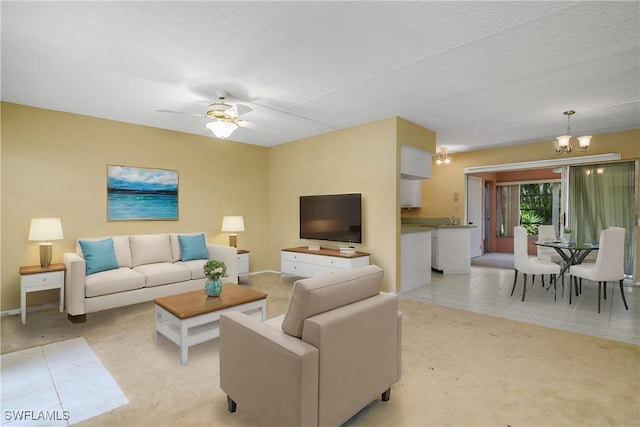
281, 246, 370, 278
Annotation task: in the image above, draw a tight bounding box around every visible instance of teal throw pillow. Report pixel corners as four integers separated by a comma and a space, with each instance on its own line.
79, 238, 119, 275
179, 234, 209, 261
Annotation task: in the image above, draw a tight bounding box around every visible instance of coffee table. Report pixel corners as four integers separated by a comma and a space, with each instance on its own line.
154, 284, 267, 365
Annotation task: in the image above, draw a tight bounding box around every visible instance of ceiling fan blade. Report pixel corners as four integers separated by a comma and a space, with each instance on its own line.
232, 96, 328, 125
156, 109, 205, 118
238, 119, 258, 129
225, 103, 253, 118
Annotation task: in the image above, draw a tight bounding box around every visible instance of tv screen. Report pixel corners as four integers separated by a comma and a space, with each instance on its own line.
299, 193, 362, 243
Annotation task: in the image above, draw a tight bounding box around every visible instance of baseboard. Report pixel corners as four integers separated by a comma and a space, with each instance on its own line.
1, 302, 59, 318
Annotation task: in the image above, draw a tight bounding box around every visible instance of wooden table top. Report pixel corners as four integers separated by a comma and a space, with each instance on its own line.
153, 284, 267, 319
19, 263, 66, 275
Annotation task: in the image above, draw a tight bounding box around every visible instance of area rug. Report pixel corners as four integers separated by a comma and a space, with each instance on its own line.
0, 337, 128, 426
471, 251, 515, 269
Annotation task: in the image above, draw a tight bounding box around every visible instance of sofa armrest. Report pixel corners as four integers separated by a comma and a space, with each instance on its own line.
63, 252, 86, 316
207, 244, 238, 284
220, 312, 319, 427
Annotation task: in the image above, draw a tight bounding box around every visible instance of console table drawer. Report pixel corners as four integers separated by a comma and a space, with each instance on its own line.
281, 260, 314, 277
314, 255, 352, 269
281, 251, 315, 264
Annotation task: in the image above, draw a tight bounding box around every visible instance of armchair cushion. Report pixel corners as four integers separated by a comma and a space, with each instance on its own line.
282, 265, 383, 338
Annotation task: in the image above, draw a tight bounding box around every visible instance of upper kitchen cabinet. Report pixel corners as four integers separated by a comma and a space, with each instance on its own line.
401, 145, 432, 180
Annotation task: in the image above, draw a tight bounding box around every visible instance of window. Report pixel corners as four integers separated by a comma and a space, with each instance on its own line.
497, 181, 561, 236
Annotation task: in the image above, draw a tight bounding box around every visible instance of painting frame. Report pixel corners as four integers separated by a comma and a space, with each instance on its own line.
107, 165, 179, 221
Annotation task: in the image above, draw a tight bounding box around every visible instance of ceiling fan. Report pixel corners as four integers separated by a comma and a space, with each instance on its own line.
158, 91, 254, 140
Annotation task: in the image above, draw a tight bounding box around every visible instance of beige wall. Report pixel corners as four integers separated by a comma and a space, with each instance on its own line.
419, 129, 640, 278
268, 117, 399, 292
1, 102, 269, 310
2, 106, 436, 310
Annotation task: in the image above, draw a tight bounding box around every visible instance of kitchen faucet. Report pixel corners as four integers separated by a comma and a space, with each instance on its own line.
447, 215, 457, 225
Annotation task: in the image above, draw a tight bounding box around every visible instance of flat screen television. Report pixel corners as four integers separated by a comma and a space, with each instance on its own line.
299, 193, 362, 243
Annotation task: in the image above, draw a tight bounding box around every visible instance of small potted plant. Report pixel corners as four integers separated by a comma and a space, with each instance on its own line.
563, 228, 575, 244
203, 259, 226, 297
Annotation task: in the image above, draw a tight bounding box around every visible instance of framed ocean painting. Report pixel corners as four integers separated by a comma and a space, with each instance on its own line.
107, 165, 179, 221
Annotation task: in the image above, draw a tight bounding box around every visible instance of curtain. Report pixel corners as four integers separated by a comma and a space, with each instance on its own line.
568, 161, 636, 276
497, 184, 519, 236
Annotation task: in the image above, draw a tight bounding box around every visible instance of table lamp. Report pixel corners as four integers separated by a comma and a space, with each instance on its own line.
221, 216, 244, 248
28, 218, 64, 267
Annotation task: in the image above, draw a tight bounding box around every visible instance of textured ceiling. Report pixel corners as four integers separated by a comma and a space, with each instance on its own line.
2, 1, 638, 152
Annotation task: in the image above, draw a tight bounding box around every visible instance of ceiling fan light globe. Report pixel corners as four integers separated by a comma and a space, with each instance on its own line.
206, 120, 238, 139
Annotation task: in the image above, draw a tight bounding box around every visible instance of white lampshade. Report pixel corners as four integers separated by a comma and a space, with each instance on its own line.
556, 135, 571, 148
206, 120, 238, 139
577, 135, 592, 148
221, 216, 245, 233
28, 218, 63, 241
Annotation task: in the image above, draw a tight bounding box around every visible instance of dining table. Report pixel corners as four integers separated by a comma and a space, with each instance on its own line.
534, 240, 599, 303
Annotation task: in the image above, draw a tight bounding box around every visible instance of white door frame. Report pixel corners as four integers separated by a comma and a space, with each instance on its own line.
466, 175, 483, 258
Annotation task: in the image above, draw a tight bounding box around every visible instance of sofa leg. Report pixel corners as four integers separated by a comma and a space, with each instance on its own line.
381, 388, 391, 401
67, 314, 86, 323
227, 396, 237, 413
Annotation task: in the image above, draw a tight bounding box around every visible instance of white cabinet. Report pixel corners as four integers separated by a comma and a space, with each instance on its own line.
281, 247, 370, 278
401, 230, 431, 292
430, 228, 471, 274
237, 250, 250, 277
401, 145, 432, 180
401, 179, 422, 208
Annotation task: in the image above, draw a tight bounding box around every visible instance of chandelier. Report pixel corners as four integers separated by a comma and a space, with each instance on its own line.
434, 147, 451, 165
554, 110, 592, 154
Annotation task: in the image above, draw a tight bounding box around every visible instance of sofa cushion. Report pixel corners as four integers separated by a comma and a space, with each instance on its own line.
78, 238, 120, 275
133, 263, 191, 287
77, 235, 132, 268
169, 232, 208, 262
130, 234, 172, 267
178, 234, 209, 261
281, 265, 383, 338
175, 260, 207, 280
85, 268, 145, 297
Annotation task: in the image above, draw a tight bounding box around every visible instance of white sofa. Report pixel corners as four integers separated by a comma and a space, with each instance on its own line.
64, 232, 237, 321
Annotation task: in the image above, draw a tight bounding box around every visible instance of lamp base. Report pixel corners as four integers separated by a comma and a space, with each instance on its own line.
39, 243, 53, 267
228, 234, 238, 248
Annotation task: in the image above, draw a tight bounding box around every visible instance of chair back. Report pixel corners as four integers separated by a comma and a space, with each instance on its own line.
513, 226, 530, 270
593, 227, 625, 280
536, 225, 556, 258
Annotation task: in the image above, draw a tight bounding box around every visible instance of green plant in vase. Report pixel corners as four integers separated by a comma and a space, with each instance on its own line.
203, 259, 226, 297
563, 228, 575, 244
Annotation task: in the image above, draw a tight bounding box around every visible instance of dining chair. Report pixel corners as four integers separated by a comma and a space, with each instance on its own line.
512, 226, 561, 302
535, 224, 563, 287
569, 227, 628, 313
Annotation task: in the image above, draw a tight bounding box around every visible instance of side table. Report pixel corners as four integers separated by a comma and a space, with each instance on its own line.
237, 249, 250, 278
19, 263, 65, 324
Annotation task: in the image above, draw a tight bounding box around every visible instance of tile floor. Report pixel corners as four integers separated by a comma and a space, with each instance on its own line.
400, 266, 640, 345
1, 337, 128, 426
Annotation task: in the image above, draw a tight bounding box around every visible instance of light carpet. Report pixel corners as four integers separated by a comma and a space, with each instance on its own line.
0, 337, 128, 426
1, 273, 638, 426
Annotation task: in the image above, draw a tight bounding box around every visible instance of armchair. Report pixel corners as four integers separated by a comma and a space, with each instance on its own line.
219, 265, 401, 427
